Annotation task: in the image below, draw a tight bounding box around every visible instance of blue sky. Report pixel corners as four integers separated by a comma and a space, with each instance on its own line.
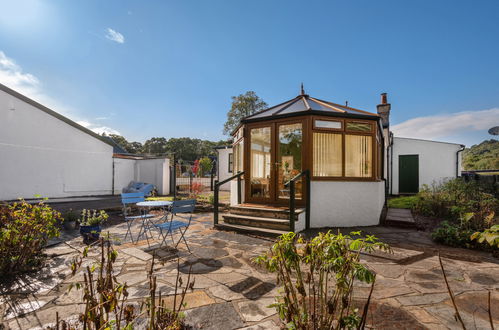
0, 0, 498, 146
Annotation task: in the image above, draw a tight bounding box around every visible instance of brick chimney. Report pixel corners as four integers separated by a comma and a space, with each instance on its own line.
377, 93, 391, 128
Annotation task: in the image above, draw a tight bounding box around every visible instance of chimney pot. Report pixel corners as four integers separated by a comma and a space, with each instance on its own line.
381, 93, 388, 104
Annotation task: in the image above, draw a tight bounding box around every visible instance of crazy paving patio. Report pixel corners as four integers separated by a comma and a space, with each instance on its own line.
1, 213, 498, 329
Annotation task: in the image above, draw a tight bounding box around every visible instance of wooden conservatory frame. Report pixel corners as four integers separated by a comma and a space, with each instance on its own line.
232, 96, 384, 206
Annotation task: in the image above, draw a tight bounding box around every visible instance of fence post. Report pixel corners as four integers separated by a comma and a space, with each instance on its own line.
189, 171, 193, 193
172, 156, 177, 201
237, 173, 242, 205
214, 180, 219, 226
289, 181, 295, 233
306, 170, 311, 230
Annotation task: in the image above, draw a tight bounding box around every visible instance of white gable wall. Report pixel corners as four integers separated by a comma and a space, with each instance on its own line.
390, 137, 463, 195
217, 147, 233, 191
0, 89, 114, 200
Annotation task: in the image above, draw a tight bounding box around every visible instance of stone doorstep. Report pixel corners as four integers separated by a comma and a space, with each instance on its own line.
361, 246, 425, 264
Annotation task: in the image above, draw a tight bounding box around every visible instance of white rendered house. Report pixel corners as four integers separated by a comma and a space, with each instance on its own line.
217, 88, 464, 233
0, 83, 169, 200
215, 146, 233, 191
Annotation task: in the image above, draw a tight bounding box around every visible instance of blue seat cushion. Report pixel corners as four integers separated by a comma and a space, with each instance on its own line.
153, 220, 188, 232
124, 214, 155, 221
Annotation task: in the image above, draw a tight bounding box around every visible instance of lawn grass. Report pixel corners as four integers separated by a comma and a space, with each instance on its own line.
387, 196, 419, 209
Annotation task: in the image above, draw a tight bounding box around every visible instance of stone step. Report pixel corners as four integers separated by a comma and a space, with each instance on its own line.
222, 214, 290, 231
229, 205, 304, 220
214, 223, 288, 238
384, 219, 417, 228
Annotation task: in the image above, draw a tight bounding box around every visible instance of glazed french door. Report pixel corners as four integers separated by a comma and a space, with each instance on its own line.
246, 119, 306, 204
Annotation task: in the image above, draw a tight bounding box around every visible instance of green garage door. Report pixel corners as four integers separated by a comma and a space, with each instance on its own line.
399, 155, 419, 194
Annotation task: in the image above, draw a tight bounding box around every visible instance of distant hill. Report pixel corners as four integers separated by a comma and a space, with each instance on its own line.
463, 139, 499, 170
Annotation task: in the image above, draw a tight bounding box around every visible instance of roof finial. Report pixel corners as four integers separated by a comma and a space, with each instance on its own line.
300, 83, 305, 95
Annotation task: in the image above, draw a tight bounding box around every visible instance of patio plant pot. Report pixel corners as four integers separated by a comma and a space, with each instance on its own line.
79, 225, 101, 244
63, 220, 76, 231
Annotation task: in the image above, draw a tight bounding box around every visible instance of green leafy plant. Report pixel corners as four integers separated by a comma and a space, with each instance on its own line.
254, 231, 389, 329
471, 223, 499, 248
78, 209, 109, 227
0, 199, 60, 278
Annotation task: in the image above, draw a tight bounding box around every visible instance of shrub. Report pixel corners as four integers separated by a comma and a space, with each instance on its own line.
471, 223, 499, 248
254, 231, 389, 329
432, 221, 476, 248
0, 200, 60, 278
414, 179, 498, 248
190, 182, 203, 198
58, 239, 192, 329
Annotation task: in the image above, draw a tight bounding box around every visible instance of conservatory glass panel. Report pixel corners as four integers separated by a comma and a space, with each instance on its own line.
314, 120, 342, 130
346, 122, 372, 132
250, 127, 271, 198
345, 135, 372, 177
277, 123, 303, 199
313, 133, 342, 176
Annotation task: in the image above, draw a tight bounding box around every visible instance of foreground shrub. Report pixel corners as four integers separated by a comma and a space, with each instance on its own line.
0, 199, 60, 278
57, 239, 192, 329
471, 224, 499, 249
254, 231, 389, 329
414, 179, 498, 248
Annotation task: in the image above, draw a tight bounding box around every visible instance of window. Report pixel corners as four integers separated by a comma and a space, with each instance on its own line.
233, 141, 244, 173
228, 153, 233, 173
313, 133, 342, 176
314, 119, 342, 130
345, 135, 372, 177
346, 122, 372, 132
311, 117, 377, 180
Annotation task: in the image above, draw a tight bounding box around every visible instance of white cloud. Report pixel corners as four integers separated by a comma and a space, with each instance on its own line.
77, 120, 120, 136
0, 50, 120, 136
391, 108, 499, 140
0, 51, 40, 97
105, 28, 125, 44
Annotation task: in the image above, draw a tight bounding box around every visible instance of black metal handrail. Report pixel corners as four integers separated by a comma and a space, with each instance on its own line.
213, 171, 244, 226
284, 169, 311, 232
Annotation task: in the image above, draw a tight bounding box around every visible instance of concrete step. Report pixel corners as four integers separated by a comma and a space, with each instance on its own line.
222, 214, 290, 231
385, 219, 417, 228
229, 205, 304, 220
214, 223, 288, 238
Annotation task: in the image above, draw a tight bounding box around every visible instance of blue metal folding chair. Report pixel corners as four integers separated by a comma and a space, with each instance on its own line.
147, 199, 196, 252
121, 192, 155, 243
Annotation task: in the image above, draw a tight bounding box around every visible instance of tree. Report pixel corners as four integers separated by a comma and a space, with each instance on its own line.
107, 134, 143, 154
198, 157, 213, 177
223, 91, 267, 135
142, 137, 168, 155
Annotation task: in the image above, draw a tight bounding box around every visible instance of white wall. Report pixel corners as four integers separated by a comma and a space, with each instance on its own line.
229, 179, 384, 228
230, 179, 245, 205
113, 158, 136, 194
217, 147, 233, 191
135, 158, 170, 195
310, 181, 385, 227
390, 137, 463, 195
0, 89, 114, 200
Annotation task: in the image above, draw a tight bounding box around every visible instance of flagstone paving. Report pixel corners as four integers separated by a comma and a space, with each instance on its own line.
0, 213, 498, 329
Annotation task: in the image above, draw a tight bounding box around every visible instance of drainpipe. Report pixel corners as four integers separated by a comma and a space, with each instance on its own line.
388, 132, 394, 195
111, 156, 114, 196
456, 144, 465, 177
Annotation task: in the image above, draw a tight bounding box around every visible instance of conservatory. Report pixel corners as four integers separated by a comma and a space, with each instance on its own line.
227, 87, 387, 229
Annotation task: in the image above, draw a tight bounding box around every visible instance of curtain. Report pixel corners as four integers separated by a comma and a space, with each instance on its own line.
313, 133, 342, 176
345, 135, 372, 177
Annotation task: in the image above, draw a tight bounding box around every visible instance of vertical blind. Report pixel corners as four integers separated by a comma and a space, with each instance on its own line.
313, 133, 342, 176
345, 135, 372, 177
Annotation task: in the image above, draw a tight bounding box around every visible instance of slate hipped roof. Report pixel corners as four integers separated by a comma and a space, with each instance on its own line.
242, 86, 379, 123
